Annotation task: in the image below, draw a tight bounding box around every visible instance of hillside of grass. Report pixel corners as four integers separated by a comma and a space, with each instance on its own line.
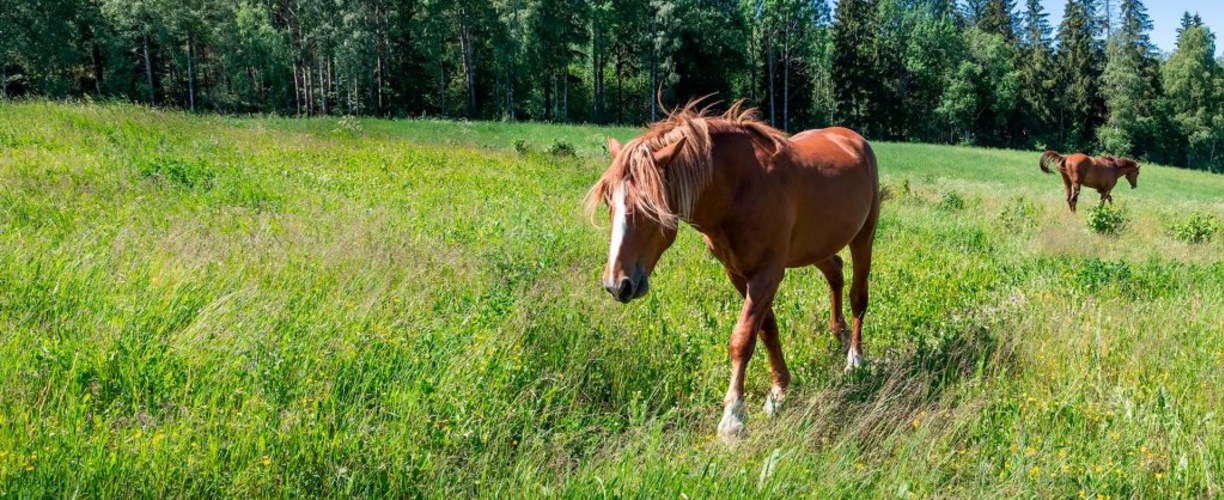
1, 102, 1223, 497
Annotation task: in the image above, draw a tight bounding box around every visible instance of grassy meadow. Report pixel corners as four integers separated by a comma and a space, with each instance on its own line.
2, 101, 1224, 497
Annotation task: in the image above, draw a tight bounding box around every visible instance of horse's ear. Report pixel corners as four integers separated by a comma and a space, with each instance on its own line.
652, 136, 687, 166
607, 138, 623, 158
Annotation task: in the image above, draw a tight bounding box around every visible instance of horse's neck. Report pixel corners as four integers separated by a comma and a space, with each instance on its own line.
1107, 161, 1133, 178
685, 133, 765, 232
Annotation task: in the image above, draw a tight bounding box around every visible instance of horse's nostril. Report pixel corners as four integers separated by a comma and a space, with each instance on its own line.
617, 278, 635, 302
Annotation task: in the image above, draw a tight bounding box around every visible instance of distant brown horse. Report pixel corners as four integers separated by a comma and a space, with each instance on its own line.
1040, 151, 1141, 213
586, 102, 880, 440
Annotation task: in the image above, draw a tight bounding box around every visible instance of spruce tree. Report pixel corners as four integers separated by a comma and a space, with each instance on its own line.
1055, 0, 1106, 149
1177, 12, 1204, 37
831, 0, 879, 134
962, 0, 988, 26
1017, 0, 1056, 145
980, 0, 1017, 43
1099, 0, 1158, 156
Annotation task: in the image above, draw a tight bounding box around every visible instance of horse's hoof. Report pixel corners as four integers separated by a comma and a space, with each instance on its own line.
844, 350, 865, 372
831, 323, 849, 342
763, 386, 786, 417
718, 399, 746, 442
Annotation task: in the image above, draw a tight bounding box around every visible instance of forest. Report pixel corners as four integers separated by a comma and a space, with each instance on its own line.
2, 0, 1223, 171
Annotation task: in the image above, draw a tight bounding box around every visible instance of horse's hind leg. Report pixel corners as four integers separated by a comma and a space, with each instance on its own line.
814, 256, 848, 341
846, 215, 878, 372
758, 308, 790, 417
1061, 173, 1073, 211
1070, 183, 1081, 213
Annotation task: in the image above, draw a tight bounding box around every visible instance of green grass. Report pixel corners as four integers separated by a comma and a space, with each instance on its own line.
2, 101, 1224, 497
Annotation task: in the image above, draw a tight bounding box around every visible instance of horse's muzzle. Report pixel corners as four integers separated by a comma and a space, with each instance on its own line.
605, 274, 649, 303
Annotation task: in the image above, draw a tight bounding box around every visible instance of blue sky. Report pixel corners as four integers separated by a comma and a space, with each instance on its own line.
1040, 0, 1223, 56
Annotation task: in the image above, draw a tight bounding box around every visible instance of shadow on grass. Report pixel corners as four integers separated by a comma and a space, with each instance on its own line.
782, 318, 1018, 450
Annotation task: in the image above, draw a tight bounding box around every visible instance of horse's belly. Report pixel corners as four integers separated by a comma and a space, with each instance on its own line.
785, 222, 863, 267
785, 188, 873, 267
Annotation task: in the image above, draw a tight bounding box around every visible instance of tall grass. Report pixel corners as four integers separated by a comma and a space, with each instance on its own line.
1, 102, 1223, 496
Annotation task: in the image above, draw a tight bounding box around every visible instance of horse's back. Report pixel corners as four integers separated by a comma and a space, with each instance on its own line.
1064, 153, 1113, 188
785, 127, 878, 193
1065, 153, 1092, 167
788, 127, 876, 172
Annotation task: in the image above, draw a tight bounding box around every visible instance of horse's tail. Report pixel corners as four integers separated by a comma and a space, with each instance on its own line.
1039, 151, 1064, 174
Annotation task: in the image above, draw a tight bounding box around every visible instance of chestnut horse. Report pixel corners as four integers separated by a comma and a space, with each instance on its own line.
1040, 151, 1141, 213
586, 103, 880, 440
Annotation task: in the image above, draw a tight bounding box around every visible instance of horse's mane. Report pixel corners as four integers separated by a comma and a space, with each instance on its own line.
1114, 157, 1140, 170
585, 99, 788, 228
1101, 155, 1141, 171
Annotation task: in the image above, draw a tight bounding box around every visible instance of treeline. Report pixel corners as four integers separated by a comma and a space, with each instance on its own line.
2, 0, 1223, 170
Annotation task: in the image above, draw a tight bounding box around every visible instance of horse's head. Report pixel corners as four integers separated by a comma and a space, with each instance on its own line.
589, 136, 688, 303
1121, 159, 1141, 188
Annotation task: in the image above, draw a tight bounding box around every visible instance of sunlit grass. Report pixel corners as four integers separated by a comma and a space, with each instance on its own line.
1, 101, 1222, 496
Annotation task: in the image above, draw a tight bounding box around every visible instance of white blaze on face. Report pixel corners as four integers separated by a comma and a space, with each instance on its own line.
606, 182, 629, 283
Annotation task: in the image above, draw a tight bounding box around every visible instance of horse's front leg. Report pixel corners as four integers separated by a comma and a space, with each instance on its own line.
726, 271, 790, 418
718, 265, 784, 441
